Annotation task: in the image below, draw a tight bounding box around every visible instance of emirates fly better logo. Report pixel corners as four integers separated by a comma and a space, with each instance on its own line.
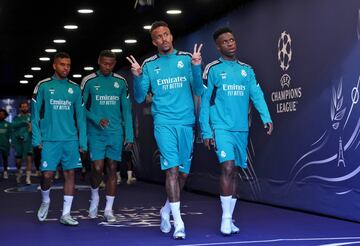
271, 31, 302, 113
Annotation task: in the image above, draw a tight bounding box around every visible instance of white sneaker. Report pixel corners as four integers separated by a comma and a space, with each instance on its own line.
60, 213, 79, 226
3, 171, 8, 179
173, 223, 186, 240
231, 221, 240, 234
127, 177, 136, 185
26, 176, 31, 185
160, 207, 171, 233
104, 210, 116, 223
220, 217, 232, 235
37, 202, 50, 221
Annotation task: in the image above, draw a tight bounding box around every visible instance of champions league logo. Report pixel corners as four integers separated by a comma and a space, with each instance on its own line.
271, 31, 302, 114
278, 31, 292, 72
278, 31, 292, 88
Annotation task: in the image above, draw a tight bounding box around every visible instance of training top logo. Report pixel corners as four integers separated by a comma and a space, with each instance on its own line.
241, 69, 247, 77
114, 82, 119, 88
220, 72, 227, 80
177, 60, 184, 69
68, 88, 73, 94
49, 88, 55, 94
154, 67, 161, 74
271, 31, 302, 114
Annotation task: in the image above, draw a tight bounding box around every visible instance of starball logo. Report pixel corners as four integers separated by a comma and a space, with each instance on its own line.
271, 31, 302, 113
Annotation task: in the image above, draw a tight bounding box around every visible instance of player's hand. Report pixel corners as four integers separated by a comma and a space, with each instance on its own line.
264, 122, 273, 135
99, 119, 109, 129
126, 55, 142, 76
191, 43, 203, 65
27, 122, 32, 132
204, 138, 215, 150
124, 142, 133, 151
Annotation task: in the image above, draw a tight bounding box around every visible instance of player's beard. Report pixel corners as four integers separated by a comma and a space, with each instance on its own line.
56, 71, 68, 79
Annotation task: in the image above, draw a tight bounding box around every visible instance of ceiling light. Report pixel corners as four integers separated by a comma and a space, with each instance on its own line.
31, 67, 41, 71
78, 9, 94, 14
53, 39, 66, 44
73, 74, 82, 78
143, 25, 151, 30
124, 39, 137, 44
84, 66, 94, 71
166, 9, 182, 15
64, 25, 78, 30
24, 74, 33, 78
111, 49, 123, 53
45, 48, 57, 53
39, 57, 50, 61
20, 80, 29, 84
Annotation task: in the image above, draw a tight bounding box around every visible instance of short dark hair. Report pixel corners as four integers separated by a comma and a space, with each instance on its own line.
53, 52, 70, 61
150, 21, 169, 33
19, 101, 29, 108
99, 50, 116, 59
0, 109, 8, 118
213, 27, 233, 41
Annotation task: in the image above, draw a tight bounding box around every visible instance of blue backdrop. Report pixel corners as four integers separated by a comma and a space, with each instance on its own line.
126, 0, 360, 222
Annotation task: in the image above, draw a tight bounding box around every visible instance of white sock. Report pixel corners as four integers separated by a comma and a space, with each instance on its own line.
105, 195, 115, 212
127, 170, 133, 180
26, 171, 31, 178
62, 195, 73, 216
230, 198, 237, 219
220, 195, 232, 219
91, 187, 99, 201
162, 199, 171, 214
90, 187, 99, 209
41, 189, 50, 203
170, 202, 184, 227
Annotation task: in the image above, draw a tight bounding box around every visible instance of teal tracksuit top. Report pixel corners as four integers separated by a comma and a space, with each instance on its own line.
12, 113, 31, 141
31, 75, 87, 150
200, 58, 272, 139
0, 120, 11, 150
81, 71, 134, 143
133, 49, 203, 126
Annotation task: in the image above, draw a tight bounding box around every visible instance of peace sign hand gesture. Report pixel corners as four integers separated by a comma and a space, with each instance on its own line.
191, 43, 203, 65
126, 55, 142, 76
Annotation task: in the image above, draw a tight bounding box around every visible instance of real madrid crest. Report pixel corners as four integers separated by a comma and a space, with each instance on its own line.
68, 87, 74, 94
114, 81, 119, 88
177, 60, 184, 69
241, 69, 247, 77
